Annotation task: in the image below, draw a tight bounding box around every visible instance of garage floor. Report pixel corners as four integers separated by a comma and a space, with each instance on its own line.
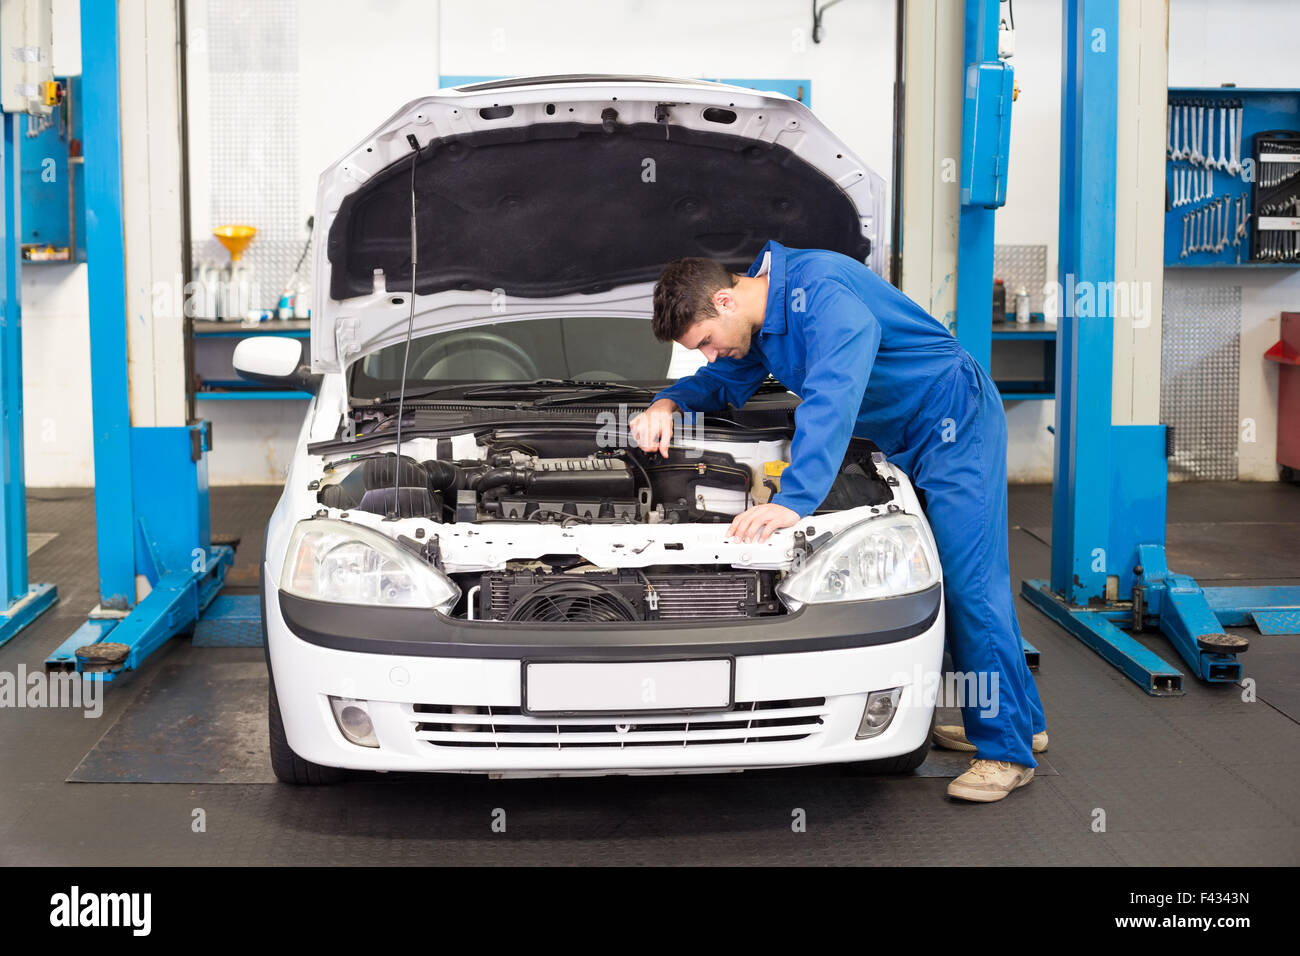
2, 483, 1297, 865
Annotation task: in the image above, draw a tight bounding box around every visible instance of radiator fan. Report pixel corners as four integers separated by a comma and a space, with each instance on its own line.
505, 580, 640, 623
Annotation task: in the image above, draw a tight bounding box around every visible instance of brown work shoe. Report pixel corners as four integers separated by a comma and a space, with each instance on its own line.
946, 759, 1035, 802
933, 724, 1048, 753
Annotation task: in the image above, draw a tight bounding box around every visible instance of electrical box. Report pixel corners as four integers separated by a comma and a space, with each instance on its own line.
961, 60, 1015, 208
0, 0, 54, 116
20, 74, 82, 261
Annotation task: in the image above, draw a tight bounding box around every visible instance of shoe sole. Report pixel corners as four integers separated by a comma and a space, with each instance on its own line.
946, 768, 1035, 803
933, 729, 1049, 754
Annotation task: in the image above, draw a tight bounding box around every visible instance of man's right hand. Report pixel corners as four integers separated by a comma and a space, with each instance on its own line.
629, 398, 679, 458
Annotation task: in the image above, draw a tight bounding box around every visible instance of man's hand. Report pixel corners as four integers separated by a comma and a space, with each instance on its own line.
629, 398, 679, 458
727, 503, 800, 543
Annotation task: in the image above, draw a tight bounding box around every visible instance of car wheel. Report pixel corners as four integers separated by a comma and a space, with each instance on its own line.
842, 710, 934, 775
268, 672, 346, 785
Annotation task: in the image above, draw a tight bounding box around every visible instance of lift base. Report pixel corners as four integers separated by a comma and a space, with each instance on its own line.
1021, 578, 1184, 695
0, 583, 58, 648
46, 546, 233, 679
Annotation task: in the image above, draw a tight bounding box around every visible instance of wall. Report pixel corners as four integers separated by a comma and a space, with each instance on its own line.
22, 0, 1300, 486
1167, 0, 1300, 480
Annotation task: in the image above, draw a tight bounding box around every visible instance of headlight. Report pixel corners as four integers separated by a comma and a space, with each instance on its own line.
282, 518, 460, 611
776, 513, 940, 610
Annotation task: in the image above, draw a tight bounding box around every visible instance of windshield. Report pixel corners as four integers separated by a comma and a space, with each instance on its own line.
350, 315, 708, 398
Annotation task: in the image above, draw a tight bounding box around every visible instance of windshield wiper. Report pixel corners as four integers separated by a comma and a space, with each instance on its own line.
463, 378, 653, 398
527, 386, 661, 407
367, 378, 653, 405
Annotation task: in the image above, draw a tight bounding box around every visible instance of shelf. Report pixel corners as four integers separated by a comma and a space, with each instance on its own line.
195, 389, 311, 401
998, 390, 1054, 401
195, 378, 310, 401
193, 319, 310, 338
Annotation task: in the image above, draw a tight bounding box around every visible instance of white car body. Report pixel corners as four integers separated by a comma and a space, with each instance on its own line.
246, 76, 943, 781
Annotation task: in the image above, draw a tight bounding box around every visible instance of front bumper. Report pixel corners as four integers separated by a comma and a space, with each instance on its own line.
267, 569, 945, 775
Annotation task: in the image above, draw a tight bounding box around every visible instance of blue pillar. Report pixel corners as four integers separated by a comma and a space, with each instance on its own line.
0, 101, 59, 645
1050, 0, 1118, 603
81, 0, 136, 608
0, 111, 28, 605
956, 0, 1014, 372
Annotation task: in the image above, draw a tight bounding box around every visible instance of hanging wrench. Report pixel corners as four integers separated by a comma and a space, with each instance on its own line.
1211, 106, 1222, 170
1177, 103, 1189, 161
1233, 103, 1244, 177
1191, 104, 1204, 166
1201, 107, 1211, 170
1180, 214, 1189, 258
1224, 106, 1239, 176
1167, 103, 1174, 159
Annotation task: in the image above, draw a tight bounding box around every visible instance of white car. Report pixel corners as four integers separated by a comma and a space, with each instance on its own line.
234, 75, 944, 784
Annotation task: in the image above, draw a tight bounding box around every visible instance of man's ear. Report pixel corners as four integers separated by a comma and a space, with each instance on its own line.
712, 286, 737, 315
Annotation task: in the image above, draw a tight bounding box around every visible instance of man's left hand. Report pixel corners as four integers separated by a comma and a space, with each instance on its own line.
726, 503, 801, 543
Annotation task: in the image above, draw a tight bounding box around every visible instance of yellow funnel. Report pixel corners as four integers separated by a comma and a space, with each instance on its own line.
213, 224, 256, 262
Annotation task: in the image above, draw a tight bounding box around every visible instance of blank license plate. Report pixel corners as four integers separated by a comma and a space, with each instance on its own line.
523, 659, 734, 715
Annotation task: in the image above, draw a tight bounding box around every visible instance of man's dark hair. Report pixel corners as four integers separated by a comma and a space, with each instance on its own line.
651, 258, 738, 342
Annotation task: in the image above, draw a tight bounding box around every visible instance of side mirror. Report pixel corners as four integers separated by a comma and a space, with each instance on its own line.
233, 336, 321, 394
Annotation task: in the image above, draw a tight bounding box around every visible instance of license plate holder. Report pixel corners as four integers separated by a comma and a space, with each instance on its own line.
521, 658, 735, 716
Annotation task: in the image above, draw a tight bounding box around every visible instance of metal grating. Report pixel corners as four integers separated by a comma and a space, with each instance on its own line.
197, 0, 307, 312
408, 698, 828, 749
994, 244, 1048, 315
1160, 285, 1241, 480
481, 572, 760, 621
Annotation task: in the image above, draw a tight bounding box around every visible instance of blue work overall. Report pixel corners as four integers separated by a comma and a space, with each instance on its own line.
653, 240, 1046, 767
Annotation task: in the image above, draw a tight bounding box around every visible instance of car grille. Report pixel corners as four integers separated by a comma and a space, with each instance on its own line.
407, 697, 828, 749
481, 570, 770, 621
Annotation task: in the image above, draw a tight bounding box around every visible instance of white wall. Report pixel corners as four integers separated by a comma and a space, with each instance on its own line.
23, 0, 1299, 486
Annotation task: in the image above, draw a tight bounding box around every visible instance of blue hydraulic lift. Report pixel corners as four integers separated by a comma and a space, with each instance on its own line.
954, 0, 1038, 665
0, 53, 59, 645
43, 1, 234, 679
1015, 0, 1300, 694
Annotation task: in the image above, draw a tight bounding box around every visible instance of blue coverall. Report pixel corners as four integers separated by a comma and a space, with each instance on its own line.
652, 240, 1046, 767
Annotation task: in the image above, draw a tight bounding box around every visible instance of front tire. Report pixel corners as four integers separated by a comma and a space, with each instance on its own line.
268, 672, 346, 785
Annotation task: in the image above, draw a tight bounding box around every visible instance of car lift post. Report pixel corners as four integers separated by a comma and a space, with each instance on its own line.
43, 0, 232, 679
0, 55, 58, 646
954, 0, 1038, 665
1019, 0, 1300, 694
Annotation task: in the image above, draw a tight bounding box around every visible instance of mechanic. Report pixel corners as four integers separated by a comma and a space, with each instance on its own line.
628, 240, 1048, 802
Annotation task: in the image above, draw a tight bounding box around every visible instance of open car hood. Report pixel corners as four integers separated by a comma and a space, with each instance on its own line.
310, 75, 886, 373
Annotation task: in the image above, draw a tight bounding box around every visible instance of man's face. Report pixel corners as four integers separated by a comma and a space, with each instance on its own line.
678, 295, 753, 363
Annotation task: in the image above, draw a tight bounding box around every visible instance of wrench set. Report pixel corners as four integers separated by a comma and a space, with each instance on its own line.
1167, 97, 1250, 261
1251, 132, 1300, 263
1167, 92, 1300, 265
1166, 98, 1244, 173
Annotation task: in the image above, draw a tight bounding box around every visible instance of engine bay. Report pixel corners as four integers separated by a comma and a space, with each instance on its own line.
312, 427, 895, 527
